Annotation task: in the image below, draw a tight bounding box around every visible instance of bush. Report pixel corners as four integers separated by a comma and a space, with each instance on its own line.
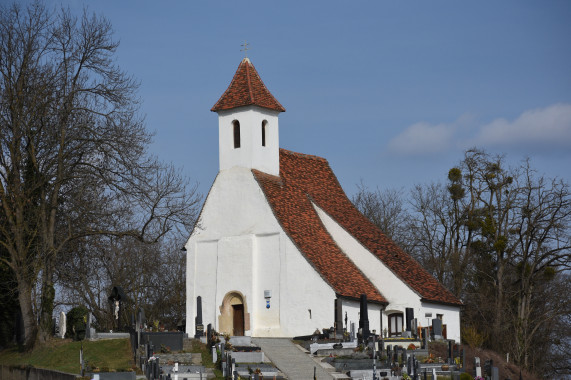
66, 306, 88, 341
462, 325, 487, 349
460, 373, 474, 380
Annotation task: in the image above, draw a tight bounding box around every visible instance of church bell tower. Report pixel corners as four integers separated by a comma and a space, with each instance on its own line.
211, 58, 285, 176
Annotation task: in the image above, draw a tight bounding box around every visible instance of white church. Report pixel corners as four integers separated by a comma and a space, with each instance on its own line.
185, 58, 462, 342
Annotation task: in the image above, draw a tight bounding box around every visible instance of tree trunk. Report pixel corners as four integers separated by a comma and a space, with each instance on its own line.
39, 258, 55, 343
492, 262, 505, 351
17, 277, 38, 350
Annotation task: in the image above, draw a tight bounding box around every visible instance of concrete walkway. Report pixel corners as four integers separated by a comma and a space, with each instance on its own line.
252, 338, 334, 380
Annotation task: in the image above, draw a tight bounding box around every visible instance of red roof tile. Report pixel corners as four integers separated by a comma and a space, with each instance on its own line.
211, 58, 286, 113
253, 149, 462, 306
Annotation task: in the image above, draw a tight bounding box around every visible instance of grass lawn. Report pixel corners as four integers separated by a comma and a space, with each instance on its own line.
187, 339, 224, 379
0, 338, 134, 374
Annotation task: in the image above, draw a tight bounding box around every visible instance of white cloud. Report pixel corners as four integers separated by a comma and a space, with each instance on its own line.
387, 122, 454, 155
387, 115, 472, 156
387, 104, 571, 156
473, 103, 571, 149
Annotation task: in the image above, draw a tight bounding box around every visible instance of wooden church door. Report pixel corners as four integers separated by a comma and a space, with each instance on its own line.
232, 304, 244, 336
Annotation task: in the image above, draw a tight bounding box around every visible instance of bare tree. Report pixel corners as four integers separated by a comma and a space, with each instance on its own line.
352, 182, 413, 252
510, 162, 571, 367
0, 2, 200, 349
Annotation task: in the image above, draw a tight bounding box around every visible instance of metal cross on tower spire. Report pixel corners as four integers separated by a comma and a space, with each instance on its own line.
241, 41, 250, 58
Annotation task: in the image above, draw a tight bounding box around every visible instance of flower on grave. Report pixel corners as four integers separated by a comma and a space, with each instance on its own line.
407, 343, 417, 350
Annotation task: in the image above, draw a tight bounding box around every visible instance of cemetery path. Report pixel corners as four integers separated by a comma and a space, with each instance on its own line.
252, 338, 335, 380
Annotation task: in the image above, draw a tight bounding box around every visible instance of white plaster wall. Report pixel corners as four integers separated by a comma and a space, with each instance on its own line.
217, 106, 280, 176
278, 237, 337, 337
342, 299, 383, 336
190, 240, 218, 331
186, 168, 338, 337
420, 302, 461, 342
252, 233, 281, 335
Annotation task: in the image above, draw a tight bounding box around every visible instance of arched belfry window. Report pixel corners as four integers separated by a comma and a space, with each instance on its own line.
233, 120, 240, 149
261, 120, 268, 147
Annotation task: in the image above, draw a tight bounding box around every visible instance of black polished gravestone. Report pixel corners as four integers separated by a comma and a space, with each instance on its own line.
358, 294, 370, 343
405, 308, 414, 332
195, 296, 204, 339
432, 318, 443, 338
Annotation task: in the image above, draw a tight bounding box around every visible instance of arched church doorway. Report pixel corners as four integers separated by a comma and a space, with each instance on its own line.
219, 291, 250, 336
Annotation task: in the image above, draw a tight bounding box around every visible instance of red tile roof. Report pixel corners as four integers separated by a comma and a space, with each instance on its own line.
211, 58, 286, 113
253, 149, 462, 306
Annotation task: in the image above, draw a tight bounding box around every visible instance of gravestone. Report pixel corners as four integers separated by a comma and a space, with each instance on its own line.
484, 359, 493, 378
195, 296, 204, 338
432, 367, 437, 380
85, 312, 93, 339
405, 308, 414, 332
407, 354, 412, 374
491, 366, 499, 380
432, 318, 443, 339
207, 323, 213, 347
350, 322, 355, 342
58, 311, 66, 338
412, 318, 418, 338
358, 294, 370, 343
137, 307, 146, 330
474, 356, 482, 378
422, 327, 429, 349
448, 340, 453, 364
335, 299, 344, 337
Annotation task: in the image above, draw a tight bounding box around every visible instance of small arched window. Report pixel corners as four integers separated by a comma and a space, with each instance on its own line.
233, 120, 240, 149
261, 120, 268, 147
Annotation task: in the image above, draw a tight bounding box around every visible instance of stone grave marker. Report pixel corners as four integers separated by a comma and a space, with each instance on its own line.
350, 322, 355, 342
195, 296, 204, 338
491, 366, 499, 380
358, 294, 370, 343
432, 318, 443, 339
85, 312, 93, 339
335, 298, 343, 337
405, 307, 414, 332
407, 354, 412, 375
412, 318, 418, 338
58, 311, 66, 338
207, 323, 212, 347
484, 359, 493, 378
474, 356, 482, 378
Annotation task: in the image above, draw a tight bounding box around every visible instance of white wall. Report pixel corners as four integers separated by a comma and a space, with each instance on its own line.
420, 302, 461, 342
186, 168, 338, 337
217, 106, 280, 176
341, 298, 383, 336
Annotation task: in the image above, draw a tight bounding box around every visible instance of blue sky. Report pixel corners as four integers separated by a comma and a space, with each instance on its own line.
45, 1, 571, 197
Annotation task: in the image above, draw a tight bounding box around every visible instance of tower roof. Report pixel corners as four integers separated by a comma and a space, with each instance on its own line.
211, 58, 286, 113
